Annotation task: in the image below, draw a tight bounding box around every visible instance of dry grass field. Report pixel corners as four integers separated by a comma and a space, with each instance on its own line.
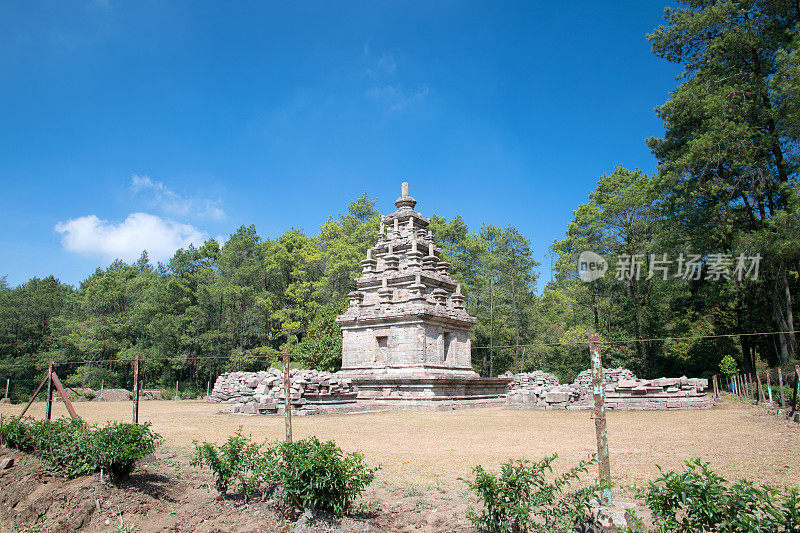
4, 397, 799, 492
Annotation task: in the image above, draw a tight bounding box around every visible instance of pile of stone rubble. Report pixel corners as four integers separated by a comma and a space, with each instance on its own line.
504, 371, 583, 408
209, 366, 711, 415
505, 368, 710, 410
208, 368, 359, 415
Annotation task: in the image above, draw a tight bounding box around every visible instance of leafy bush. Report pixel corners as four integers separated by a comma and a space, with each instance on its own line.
462, 453, 599, 533
93, 421, 162, 480
276, 436, 378, 516
193, 432, 378, 516
0, 416, 162, 481
192, 427, 276, 501
645, 458, 800, 532
718, 355, 738, 377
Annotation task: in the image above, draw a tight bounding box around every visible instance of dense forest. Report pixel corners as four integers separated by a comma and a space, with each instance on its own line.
1, 0, 799, 398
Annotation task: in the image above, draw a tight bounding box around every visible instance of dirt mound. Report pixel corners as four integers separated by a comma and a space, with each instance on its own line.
0, 446, 469, 532
94, 388, 131, 402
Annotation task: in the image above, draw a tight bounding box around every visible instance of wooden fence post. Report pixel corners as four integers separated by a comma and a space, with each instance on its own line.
589, 333, 612, 505
712, 375, 719, 398
100, 380, 104, 401
766, 373, 773, 404
778, 369, 786, 408
132, 354, 140, 424
4, 378, 8, 399
737, 375, 743, 398
756, 373, 765, 404
206, 380, 210, 398
175, 380, 179, 400
283, 349, 292, 443
45, 361, 53, 420
791, 367, 799, 416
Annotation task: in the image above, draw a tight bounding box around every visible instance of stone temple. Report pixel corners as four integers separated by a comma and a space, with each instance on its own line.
335, 183, 510, 408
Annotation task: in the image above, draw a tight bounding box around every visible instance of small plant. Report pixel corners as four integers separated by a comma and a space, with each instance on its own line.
193, 432, 378, 515
462, 453, 599, 533
276, 436, 379, 516
93, 422, 162, 481
645, 458, 800, 532
719, 355, 738, 378
192, 427, 276, 501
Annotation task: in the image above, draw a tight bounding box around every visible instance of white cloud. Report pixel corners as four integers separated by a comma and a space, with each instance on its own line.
131, 174, 225, 219
55, 213, 210, 263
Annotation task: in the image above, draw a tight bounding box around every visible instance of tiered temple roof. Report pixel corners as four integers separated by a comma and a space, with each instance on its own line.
336, 183, 476, 328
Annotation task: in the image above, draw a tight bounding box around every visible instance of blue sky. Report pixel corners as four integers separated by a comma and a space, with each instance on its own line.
0, 1, 680, 289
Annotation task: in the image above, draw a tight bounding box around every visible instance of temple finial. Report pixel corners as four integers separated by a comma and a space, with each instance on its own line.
395, 182, 417, 210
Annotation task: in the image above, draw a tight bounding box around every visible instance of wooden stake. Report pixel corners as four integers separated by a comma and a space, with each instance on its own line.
206, 380, 210, 398
766, 373, 773, 404
4, 378, 8, 399
100, 380, 104, 401
50, 372, 79, 419
589, 333, 612, 505
756, 373, 765, 404
175, 380, 179, 400
283, 349, 292, 443
45, 361, 53, 420
19, 373, 50, 418
712, 375, 719, 398
778, 368, 786, 408
791, 367, 799, 415
132, 355, 140, 424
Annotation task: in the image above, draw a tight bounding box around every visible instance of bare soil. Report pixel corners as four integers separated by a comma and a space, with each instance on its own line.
0, 397, 797, 532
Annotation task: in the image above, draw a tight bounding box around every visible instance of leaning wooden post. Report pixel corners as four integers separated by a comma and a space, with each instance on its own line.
778, 369, 786, 408
589, 333, 612, 505
45, 361, 54, 420
737, 375, 743, 398
132, 355, 140, 424
283, 349, 292, 443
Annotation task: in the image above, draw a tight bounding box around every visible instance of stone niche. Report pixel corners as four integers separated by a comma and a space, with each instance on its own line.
336, 183, 510, 408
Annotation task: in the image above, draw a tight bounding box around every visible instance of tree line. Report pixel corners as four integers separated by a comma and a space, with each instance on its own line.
1, 0, 799, 397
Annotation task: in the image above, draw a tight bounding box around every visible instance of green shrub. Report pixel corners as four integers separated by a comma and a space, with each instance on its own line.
0, 416, 162, 481
0, 415, 34, 452
29, 418, 96, 478
645, 458, 800, 532
192, 427, 276, 501
193, 432, 378, 515
276, 436, 378, 516
462, 453, 600, 533
93, 422, 162, 481
718, 355, 738, 378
